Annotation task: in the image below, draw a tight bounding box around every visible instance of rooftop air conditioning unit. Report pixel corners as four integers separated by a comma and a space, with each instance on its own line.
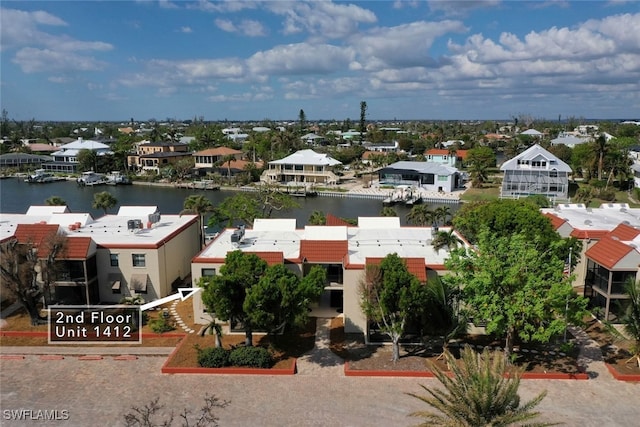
230, 225, 245, 244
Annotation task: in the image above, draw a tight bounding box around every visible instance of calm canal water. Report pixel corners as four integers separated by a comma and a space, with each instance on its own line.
0, 178, 457, 226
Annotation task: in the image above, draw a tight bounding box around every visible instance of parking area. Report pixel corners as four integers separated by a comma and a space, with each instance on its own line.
1, 354, 638, 426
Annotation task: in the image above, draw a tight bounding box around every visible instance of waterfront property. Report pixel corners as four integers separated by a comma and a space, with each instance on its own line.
191, 217, 468, 337
542, 203, 640, 320
377, 161, 461, 192
261, 149, 342, 185
0, 205, 200, 305
500, 144, 571, 202
127, 141, 191, 174
44, 137, 112, 174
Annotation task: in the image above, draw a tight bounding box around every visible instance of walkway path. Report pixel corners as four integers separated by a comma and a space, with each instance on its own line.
296, 317, 344, 376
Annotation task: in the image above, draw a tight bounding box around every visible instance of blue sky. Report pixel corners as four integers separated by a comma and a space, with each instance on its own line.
1, 1, 639, 122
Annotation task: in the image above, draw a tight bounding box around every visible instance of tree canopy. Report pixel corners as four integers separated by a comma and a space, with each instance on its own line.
445, 230, 587, 359
208, 188, 299, 229
92, 191, 118, 214
244, 264, 326, 337
201, 251, 268, 346
359, 253, 430, 362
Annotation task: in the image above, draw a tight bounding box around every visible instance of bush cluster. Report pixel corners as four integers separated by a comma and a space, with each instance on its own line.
148, 317, 175, 333
197, 347, 230, 368
197, 346, 273, 369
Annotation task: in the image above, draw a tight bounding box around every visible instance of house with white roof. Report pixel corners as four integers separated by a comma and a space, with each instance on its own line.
191, 217, 468, 337
0, 205, 200, 305
541, 203, 640, 321
550, 133, 592, 148
520, 129, 543, 138
500, 144, 571, 201
44, 137, 112, 173
261, 149, 342, 185
377, 161, 461, 192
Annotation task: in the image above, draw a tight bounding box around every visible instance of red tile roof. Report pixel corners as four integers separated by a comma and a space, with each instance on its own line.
14, 224, 92, 259
14, 223, 59, 246
300, 240, 348, 263
61, 237, 93, 259
365, 257, 427, 282
585, 236, 636, 270
608, 223, 640, 241
570, 229, 609, 240
325, 214, 351, 227
245, 251, 284, 266
195, 147, 242, 156
543, 212, 567, 230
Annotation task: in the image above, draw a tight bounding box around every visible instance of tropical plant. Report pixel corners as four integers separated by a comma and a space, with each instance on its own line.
308, 210, 326, 225
92, 191, 118, 214
608, 278, 640, 368
180, 195, 214, 247
45, 196, 66, 206
408, 346, 555, 427
431, 229, 462, 252
406, 205, 434, 226
380, 206, 397, 217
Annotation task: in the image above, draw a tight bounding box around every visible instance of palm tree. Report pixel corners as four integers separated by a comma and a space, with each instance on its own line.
45, 196, 66, 206
222, 154, 235, 183
468, 160, 489, 188
308, 210, 326, 225
432, 229, 462, 252
406, 205, 433, 226
408, 346, 555, 427
200, 320, 223, 348
593, 134, 608, 181
92, 191, 118, 214
609, 278, 640, 368
380, 206, 397, 217
180, 195, 214, 247
434, 206, 451, 225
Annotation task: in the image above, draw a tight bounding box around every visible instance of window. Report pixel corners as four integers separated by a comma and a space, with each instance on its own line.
294, 165, 303, 171
201, 268, 216, 277
132, 254, 146, 267
110, 253, 119, 267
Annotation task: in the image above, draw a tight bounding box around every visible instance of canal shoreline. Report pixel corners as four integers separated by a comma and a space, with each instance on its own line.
130, 180, 466, 204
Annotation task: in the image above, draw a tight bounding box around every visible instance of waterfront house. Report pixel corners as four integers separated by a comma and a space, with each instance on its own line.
0, 205, 200, 305
128, 141, 191, 174
261, 149, 342, 185
193, 147, 244, 177
424, 148, 469, 167
45, 138, 112, 174
500, 144, 571, 202
377, 161, 461, 192
191, 217, 468, 338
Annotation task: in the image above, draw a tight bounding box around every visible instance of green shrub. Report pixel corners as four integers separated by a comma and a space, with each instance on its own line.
229, 346, 273, 368
197, 347, 230, 368
148, 317, 175, 333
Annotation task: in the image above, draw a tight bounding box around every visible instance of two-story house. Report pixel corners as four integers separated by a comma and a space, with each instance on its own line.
128, 141, 191, 174
44, 138, 112, 173
500, 144, 571, 202
261, 149, 342, 185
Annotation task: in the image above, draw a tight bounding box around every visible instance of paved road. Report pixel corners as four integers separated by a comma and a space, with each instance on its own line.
1, 319, 639, 426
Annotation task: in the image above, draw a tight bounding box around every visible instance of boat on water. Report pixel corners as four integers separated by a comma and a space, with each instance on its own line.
25, 169, 65, 183
77, 171, 108, 186
105, 171, 131, 185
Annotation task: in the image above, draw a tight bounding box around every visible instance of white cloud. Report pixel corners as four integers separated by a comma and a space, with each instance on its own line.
351, 20, 467, 70
179, 26, 193, 33
215, 18, 267, 37
13, 47, 107, 73
0, 8, 67, 50
267, 1, 377, 39
247, 43, 355, 76
427, 0, 501, 17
